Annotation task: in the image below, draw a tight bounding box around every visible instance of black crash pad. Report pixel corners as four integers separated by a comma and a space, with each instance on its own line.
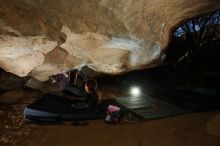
24, 93, 106, 122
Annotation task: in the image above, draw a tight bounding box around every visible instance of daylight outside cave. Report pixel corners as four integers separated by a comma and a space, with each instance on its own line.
0, 1, 220, 146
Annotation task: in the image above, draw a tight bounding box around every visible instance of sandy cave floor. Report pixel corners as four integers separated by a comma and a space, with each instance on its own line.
0, 89, 220, 146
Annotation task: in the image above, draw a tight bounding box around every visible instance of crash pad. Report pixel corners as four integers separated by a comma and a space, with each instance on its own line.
24, 93, 105, 122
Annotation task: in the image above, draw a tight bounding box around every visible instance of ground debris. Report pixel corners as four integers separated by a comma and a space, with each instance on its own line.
0, 89, 41, 146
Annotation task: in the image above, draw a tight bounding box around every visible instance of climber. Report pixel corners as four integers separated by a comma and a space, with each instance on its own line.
84, 78, 102, 105
61, 70, 102, 105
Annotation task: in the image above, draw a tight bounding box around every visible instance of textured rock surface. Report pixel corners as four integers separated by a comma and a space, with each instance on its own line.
0, 0, 219, 80
0, 90, 26, 103
0, 68, 29, 90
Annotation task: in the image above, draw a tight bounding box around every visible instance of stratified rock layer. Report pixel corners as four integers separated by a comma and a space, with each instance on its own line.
0, 0, 219, 80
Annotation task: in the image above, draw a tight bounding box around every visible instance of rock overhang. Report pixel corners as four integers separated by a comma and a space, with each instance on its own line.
0, 0, 219, 81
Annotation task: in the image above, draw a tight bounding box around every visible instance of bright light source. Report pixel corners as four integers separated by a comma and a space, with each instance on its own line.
130, 86, 141, 97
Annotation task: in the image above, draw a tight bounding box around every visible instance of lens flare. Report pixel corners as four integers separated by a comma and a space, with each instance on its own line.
130, 86, 141, 97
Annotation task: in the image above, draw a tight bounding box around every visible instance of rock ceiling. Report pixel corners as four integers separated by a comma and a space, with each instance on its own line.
0, 0, 219, 81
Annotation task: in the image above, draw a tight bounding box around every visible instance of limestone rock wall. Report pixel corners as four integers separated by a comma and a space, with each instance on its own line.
0, 0, 219, 81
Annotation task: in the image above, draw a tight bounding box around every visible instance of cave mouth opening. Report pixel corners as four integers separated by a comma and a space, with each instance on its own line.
156, 10, 220, 111
165, 10, 220, 88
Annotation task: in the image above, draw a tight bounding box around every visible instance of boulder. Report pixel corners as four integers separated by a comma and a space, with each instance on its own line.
0, 0, 219, 81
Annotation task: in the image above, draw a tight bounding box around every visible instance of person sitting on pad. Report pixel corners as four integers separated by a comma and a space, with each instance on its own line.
84, 78, 102, 106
